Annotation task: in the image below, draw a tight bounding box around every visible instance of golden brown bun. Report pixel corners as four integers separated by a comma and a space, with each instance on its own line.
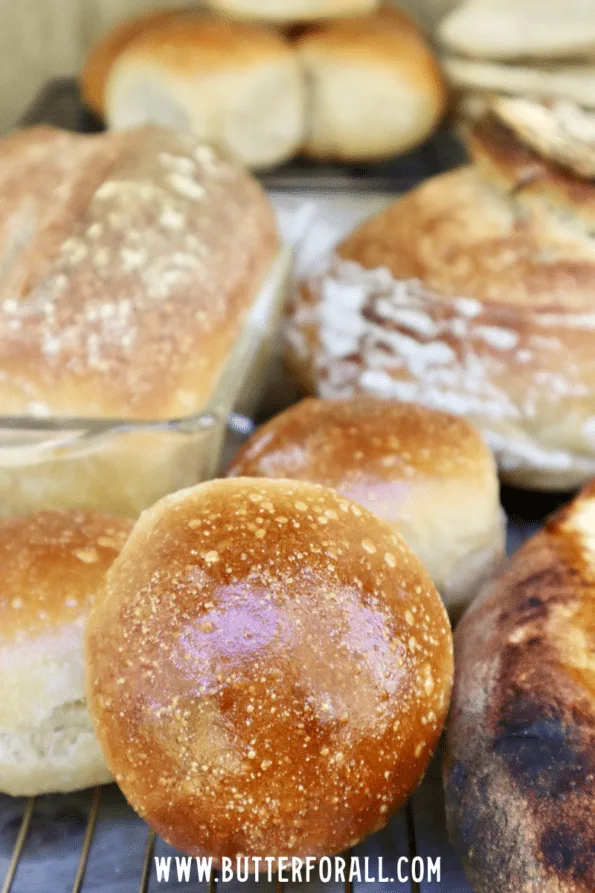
227, 398, 505, 615
0, 510, 132, 796
295, 7, 445, 161
287, 120, 595, 491
204, 0, 379, 22
81, 7, 191, 117
444, 484, 595, 893
86, 477, 453, 860
105, 17, 306, 169
0, 124, 278, 419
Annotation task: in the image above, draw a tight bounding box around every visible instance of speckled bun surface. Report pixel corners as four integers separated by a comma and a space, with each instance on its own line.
85, 477, 453, 860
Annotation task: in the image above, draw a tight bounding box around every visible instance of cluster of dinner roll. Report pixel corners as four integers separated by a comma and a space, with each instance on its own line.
82, 4, 445, 168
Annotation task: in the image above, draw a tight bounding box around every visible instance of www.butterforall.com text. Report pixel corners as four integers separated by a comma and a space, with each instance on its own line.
154, 855, 442, 885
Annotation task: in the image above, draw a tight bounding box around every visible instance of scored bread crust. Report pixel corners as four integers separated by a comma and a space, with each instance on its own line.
287, 120, 595, 490
443, 484, 595, 892
227, 397, 505, 615
0, 124, 278, 419
86, 477, 453, 860
295, 6, 446, 161
0, 510, 132, 796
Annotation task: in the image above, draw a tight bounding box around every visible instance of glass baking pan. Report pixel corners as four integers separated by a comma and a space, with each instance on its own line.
0, 247, 293, 518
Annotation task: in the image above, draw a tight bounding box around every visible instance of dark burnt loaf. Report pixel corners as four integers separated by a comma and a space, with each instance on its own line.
444, 484, 595, 892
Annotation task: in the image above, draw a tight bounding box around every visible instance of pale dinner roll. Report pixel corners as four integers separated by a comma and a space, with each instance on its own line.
86, 478, 453, 860
0, 510, 132, 797
105, 17, 306, 169
296, 7, 446, 161
228, 398, 505, 615
203, 0, 379, 21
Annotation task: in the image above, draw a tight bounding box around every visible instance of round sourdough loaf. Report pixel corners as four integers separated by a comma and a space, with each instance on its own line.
0, 510, 132, 796
227, 398, 505, 615
444, 483, 595, 892
287, 117, 595, 490
86, 477, 453, 860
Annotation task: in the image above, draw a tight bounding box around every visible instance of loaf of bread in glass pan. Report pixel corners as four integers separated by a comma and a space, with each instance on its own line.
287, 114, 595, 491
444, 482, 595, 893
0, 510, 132, 796
228, 397, 506, 617
86, 477, 453, 861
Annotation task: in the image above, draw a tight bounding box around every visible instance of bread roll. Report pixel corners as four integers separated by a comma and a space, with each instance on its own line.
86, 477, 453, 860
0, 124, 278, 419
295, 7, 446, 161
444, 484, 595, 893
287, 119, 595, 491
81, 7, 190, 117
105, 17, 306, 169
227, 398, 505, 616
0, 510, 131, 796
203, 0, 379, 21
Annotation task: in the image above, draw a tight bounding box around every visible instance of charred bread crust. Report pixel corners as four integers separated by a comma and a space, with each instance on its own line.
443, 484, 595, 892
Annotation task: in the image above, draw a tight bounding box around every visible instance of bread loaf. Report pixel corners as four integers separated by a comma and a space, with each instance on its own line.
0, 510, 131, 796
227, 397, 505, 615
295, 7, 446, 161
287, 118, 595, 490
444, 484, 595, 892
105, 17, 306, 169
86, 477, 453, 860
0, 124, 278, 419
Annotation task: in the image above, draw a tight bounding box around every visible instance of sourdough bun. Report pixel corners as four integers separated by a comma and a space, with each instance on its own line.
105, 17, 306, 169
295, 7, 445, 161
228, 398, 505, 615
0, 124, 278, 419
81, 7, 190, 117
203, 0, 379, 22
288, 119, 595, 491
444, 484, 595, 893
0, 510, 131, 796
86, 477, 453, 860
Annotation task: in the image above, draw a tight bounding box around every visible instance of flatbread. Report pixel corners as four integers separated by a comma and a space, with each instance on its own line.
444, 57, 595, 109
491, 96, 595, 178
440, 0, 595, 61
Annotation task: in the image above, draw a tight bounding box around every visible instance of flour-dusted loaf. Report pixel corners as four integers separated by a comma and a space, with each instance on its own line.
86, 477, 453, 860
444, 484, 595, 892
287, 116, 595, 490
105, 17, 306, 169
228, 398, 505, 616
203, 0, 379, 21
0, 510, 132, 796
295, 7, 446, 161
0, 124, 278, 419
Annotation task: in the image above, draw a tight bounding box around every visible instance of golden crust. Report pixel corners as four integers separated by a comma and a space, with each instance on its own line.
116, 15, 298, 74
0, 510, 131, 643
227, 398, 505, 613
444, 484, 595, 892
86, 477, 453, 860
0, 125, 279, 419
80, 7, 191, 117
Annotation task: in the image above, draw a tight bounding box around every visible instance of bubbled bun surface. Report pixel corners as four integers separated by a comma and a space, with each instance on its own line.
86, 477, 453, 860
228, 398, 505, 616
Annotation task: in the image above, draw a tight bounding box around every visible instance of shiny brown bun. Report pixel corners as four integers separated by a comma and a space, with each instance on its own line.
86, 477, 453, 860
0, 510, 132, 796
444, 483, 595, 893
228, 398, 505, 616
